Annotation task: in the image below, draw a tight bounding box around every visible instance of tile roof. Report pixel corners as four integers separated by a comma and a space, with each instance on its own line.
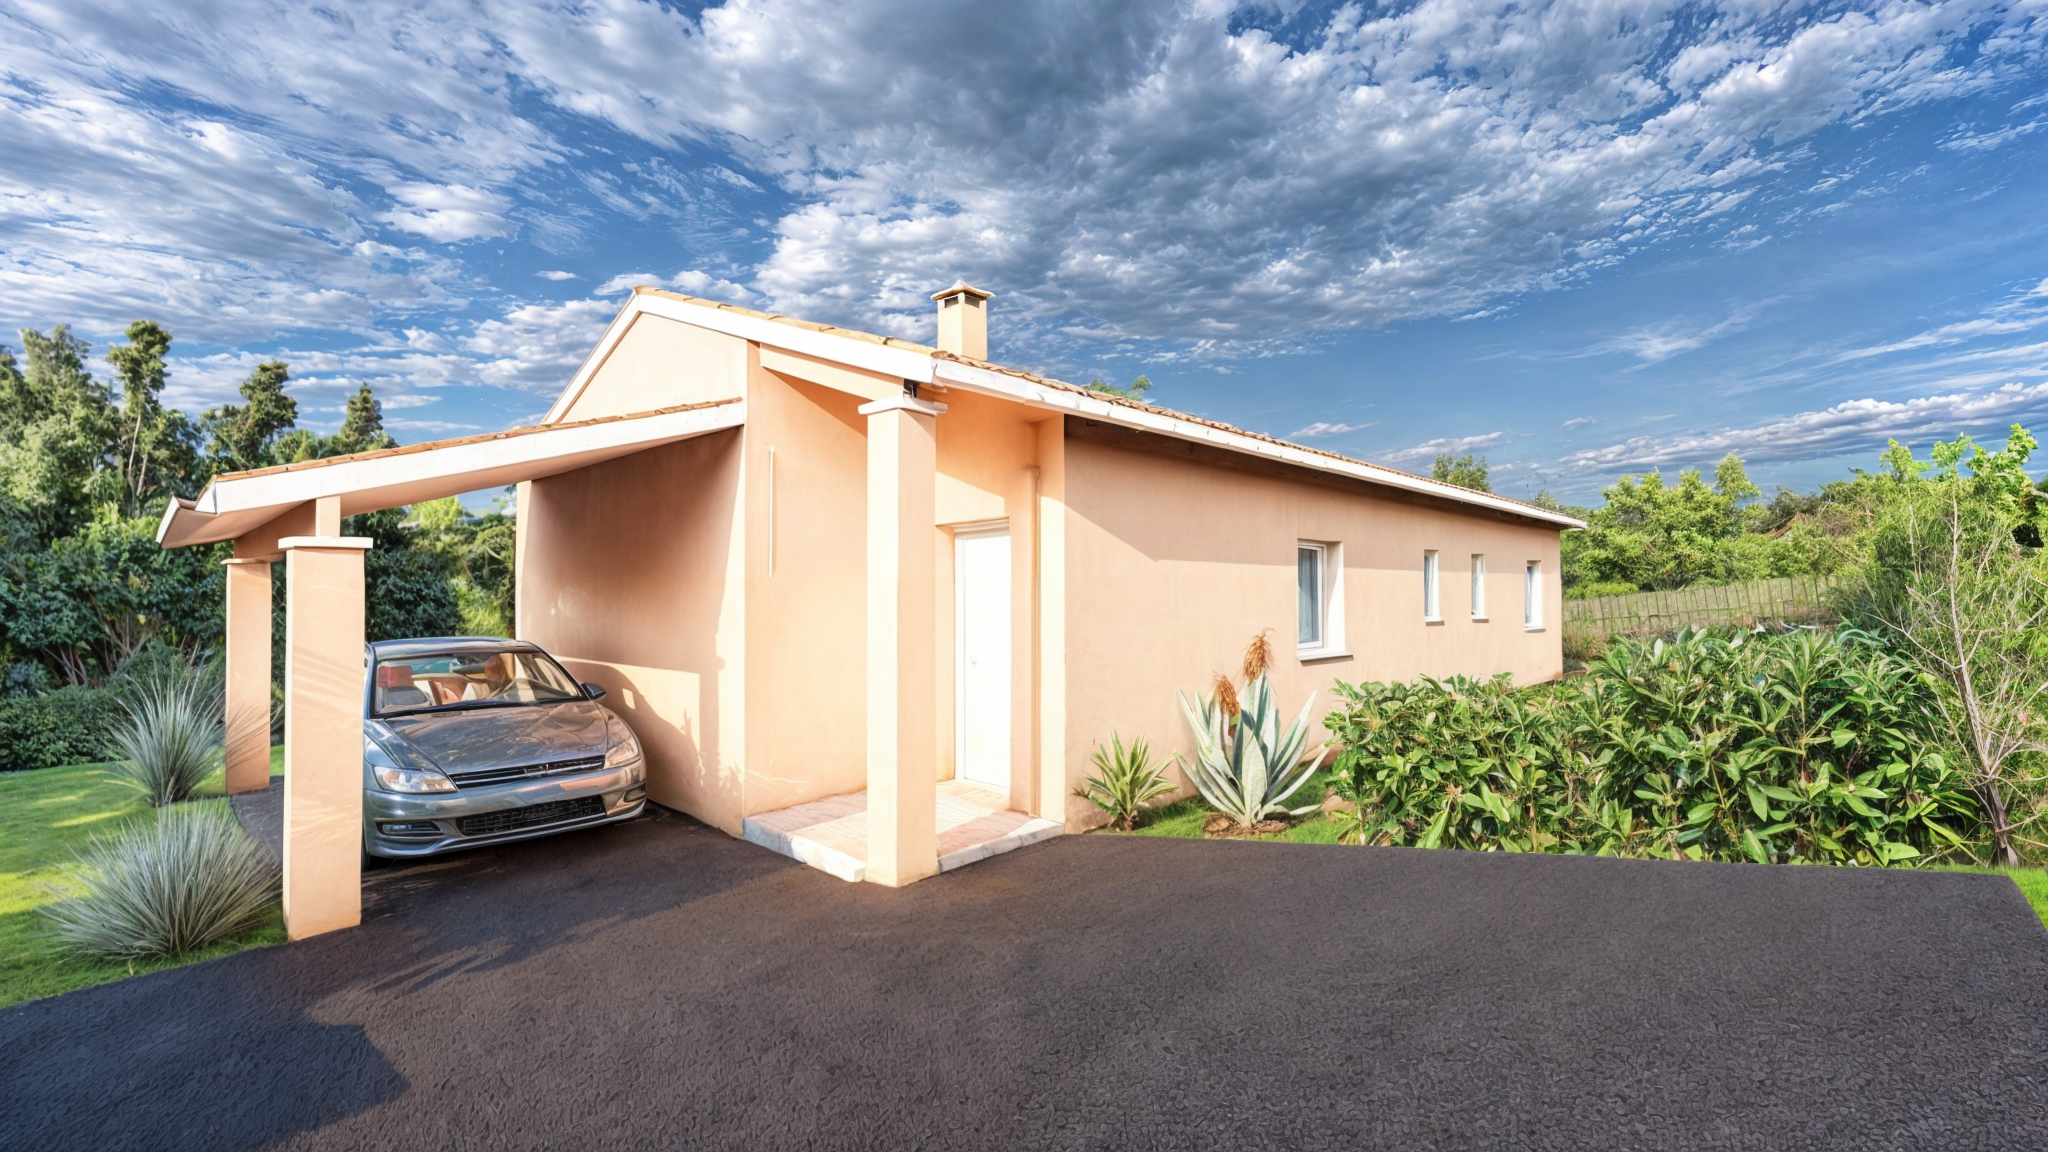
635, 287, 1572, 525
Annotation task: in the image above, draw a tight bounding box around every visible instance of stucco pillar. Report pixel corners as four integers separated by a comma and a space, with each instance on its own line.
280, 533, 372, 939
860, 392, 944, 887
222, 558, 273, 794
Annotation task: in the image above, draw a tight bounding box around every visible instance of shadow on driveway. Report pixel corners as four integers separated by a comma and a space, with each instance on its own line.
5, 809, 2048, 1150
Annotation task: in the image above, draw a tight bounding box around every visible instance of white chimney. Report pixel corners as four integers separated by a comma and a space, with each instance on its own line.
930, 281, 992, 360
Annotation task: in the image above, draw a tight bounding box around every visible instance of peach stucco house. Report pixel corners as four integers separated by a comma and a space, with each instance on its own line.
158, 282, 1581, 939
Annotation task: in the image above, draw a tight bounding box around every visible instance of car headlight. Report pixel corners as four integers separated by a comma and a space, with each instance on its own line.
605, 725, 643, 768
373, 764, 459, 793
365, 735, 457, 793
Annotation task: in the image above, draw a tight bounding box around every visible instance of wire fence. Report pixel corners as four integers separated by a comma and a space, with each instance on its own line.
1564, 574, 1839, 636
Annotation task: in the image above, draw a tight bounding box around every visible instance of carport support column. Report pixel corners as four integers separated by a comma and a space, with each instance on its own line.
222, 558, 273, 795
860, 392, 945, 887
279, 531, 373, 940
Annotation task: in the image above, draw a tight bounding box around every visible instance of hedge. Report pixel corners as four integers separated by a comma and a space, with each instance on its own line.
0, 687, 124, 772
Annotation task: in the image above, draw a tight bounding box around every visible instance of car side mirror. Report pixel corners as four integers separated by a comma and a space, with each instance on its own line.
581, 682, 608, 700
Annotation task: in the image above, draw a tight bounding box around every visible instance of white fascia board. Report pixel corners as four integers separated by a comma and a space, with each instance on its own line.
543, 300, 643, 424
191, 401, 746, 520
546, 294, 934, 423
931, 360, 1584, 530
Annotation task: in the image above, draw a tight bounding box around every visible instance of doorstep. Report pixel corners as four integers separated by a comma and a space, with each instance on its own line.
741, 780, 1063, 882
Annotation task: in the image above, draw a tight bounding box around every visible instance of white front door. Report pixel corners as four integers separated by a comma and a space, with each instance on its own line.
954, 524, 1011, 791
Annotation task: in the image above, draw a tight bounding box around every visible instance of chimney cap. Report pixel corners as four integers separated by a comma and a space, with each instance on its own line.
930, 280, 993, 302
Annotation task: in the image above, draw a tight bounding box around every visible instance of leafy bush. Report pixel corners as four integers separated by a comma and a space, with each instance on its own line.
42, 802, 277, 958
0, 685, 123, 771
1076, 734, 1177, 830
1327, 626, 1982, 865
107, 653, 224, 806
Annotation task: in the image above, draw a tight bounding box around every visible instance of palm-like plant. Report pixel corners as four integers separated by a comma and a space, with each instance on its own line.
108, 652, 225, 807
1178, 668, 1329, 829
1076, 734, 1177, 830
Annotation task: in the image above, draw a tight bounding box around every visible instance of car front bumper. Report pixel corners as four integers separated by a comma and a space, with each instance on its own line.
363, 759, 647, 858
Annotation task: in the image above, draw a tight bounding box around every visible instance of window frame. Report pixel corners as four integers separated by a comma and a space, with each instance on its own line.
1423, 549, 1442, 623
1524, 560, 1545, 630
1296, 541, 1347, 659
1470, 553, 1487, 620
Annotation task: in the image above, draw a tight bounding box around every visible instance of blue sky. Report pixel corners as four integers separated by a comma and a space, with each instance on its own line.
3, 0, 2046, 504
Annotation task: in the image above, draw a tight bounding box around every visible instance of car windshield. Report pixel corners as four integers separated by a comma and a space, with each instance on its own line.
372, 649, 585, 716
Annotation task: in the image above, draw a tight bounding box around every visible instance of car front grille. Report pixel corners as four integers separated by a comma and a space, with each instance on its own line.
458, 796, 606, 837
447, 755, 607, 789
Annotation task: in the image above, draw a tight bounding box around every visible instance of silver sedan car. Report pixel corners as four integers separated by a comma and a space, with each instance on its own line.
362, 637, 647, 859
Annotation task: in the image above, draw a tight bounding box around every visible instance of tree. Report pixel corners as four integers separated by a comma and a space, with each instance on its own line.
1431, 453, 1490, 492
1086, 374, 1152, 401
1889, 468, 2048, 866
202, 362, 297, 473
106, 321, 201, 511
330, 384, 396, 456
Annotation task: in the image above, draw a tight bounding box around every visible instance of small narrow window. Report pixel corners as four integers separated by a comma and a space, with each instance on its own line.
1423, 550, 1441, 621
1525, 561, 1544, 629
1470, 554, 1486, 619
1297, 544, 1324, 647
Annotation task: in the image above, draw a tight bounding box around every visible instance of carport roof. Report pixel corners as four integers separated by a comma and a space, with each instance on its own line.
156, 397, 745, 549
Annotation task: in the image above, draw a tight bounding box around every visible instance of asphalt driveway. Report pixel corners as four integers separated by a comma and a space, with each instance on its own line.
5, 806, 2048, 1151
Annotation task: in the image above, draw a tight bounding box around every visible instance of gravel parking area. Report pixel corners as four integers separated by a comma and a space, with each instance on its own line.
5, 806, 2048, 1151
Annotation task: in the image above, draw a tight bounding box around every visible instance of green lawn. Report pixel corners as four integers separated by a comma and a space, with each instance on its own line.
0, 747, 285, 1010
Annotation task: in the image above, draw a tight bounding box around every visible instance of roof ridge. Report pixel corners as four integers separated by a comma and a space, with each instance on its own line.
627, 288, 1567, 524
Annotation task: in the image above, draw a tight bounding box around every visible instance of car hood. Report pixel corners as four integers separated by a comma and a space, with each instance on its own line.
374, 701, 610, 773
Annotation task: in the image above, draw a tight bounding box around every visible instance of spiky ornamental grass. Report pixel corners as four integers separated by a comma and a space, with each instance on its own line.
1076, 734, 1178, 830
108, 653, 225, 807
43, 803, 278, 959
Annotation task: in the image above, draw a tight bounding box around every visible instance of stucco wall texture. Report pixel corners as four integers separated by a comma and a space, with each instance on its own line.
515, 309, 1566, 837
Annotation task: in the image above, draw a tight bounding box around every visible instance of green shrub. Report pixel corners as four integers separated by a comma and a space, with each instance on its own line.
0, 686, 124, 771
1327, 626, 1982, 865
1076, 734, 1177, 830
107, 654, 224, 806
42, 802, 277, 958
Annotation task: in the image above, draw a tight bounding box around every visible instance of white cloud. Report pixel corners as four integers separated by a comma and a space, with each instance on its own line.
1379, 431, 1511, 467
492, 0, 2042, 348
1561, 417, 1597, 429
386, 419, 483, 435
538, 270, 579, 281
463, 298, 620, 392
381, 393, 441, 409
1564, 383, 2048, 472
1289, 420, 1374, 439
380, 182, 513, 242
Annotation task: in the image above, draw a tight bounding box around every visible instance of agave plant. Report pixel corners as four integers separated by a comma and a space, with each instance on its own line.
108, 652, 225, 807
1178, 669, 1329, 829
43, 802, 278, 958
1076, 733, 1178, 830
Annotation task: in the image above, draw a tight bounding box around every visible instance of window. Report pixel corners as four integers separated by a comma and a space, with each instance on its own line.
1297, 544, 1324, 647
1297, 542, 1346, 657
1525, 561, 1544, 629
1423, 550, 1441, 621
1470, 554, 1487, 619
371, 648, 585, 717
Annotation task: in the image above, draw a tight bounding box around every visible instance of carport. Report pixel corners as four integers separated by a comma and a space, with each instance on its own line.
157, 398, 747, 939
